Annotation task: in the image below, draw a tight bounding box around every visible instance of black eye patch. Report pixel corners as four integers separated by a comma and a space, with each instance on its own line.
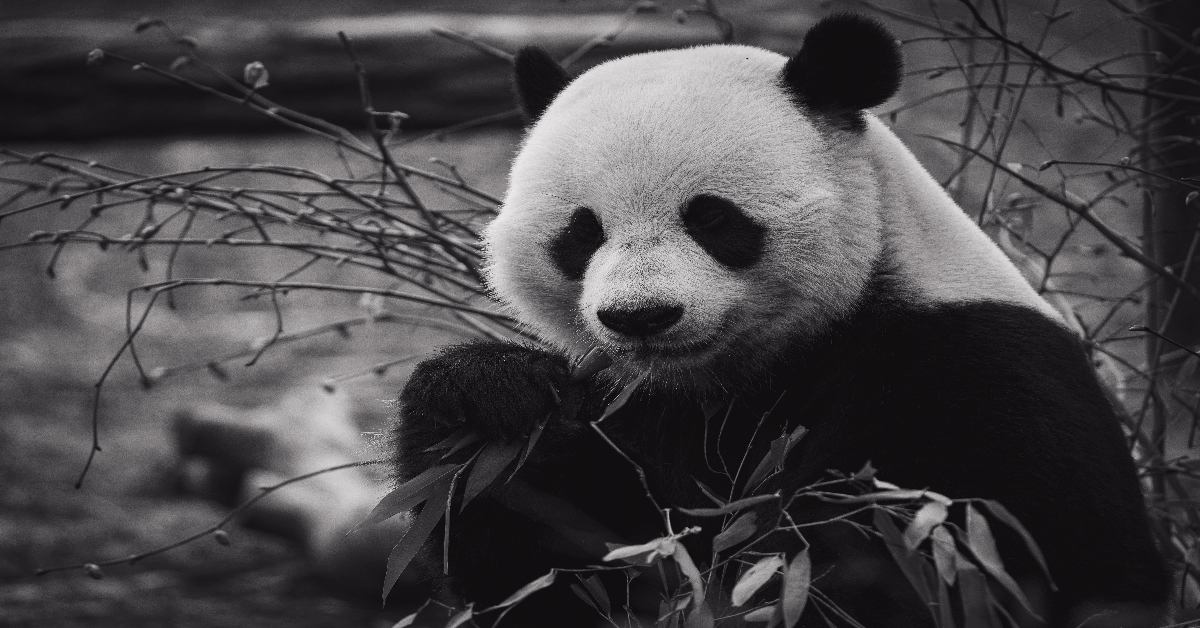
681, 194, 765, 269
549, 207, 605, 280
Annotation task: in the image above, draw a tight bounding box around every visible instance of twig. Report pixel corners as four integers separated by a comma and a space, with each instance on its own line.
1129, 326, 1200, 362
75, 288, 169, 488
560, 1, 656, 68
922, 134, 1200, 304
244, 288, 284, 367
589, 420, 669, 532
38, 460, 381, 576
430, 27, 515, 63
956, 0, 1200, 106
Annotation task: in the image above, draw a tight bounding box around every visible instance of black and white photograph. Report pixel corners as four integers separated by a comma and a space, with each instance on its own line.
1, 1, 1198, 626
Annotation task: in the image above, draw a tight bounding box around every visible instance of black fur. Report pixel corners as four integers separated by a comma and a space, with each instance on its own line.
513, 46, 571, 124
549, 206, 605, 280
397, 341, 571, 444
681, 194, 766, 269
394, 342, 653, 626
393, 288, 1169, 626
781, 13, 903, 132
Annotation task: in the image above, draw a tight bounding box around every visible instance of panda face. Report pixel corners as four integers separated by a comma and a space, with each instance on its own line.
486, 45, 886, 388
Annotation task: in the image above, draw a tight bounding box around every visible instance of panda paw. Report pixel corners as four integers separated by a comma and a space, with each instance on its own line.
397, 341, 572, 444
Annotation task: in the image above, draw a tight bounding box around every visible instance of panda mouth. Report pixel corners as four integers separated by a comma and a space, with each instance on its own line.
607, 333, 722, 363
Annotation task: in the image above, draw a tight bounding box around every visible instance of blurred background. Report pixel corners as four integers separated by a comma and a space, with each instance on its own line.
1, 1, 1196, 626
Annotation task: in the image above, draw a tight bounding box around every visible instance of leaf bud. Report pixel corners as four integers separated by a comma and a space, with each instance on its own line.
134, 17, 164, 32
243, 61, 270, 90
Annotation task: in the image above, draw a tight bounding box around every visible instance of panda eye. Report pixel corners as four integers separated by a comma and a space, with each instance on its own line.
681, 194, 765, 270
549, 207, 605, 280
683, 195, 731, 231
566, 207, 604, 244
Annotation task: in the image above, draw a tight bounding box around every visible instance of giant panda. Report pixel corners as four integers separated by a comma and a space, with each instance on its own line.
393, 13, 1169, 627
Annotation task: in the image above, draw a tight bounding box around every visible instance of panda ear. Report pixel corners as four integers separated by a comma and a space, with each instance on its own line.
780, 13, 902, 131
513, 46, 571, 124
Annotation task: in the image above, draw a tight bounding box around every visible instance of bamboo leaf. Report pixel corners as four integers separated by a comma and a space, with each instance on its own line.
603, 537, 674, 565
965, 505, 1039, 616
731, 555, 784, 607
904, 501, 949, 551
580, 574, 611, 617
439, 430, 482, 459
444, 606, 474, 628
571, 347, 613, 382
354, 464, 459, 532
935, 571, 954, 628
782, 424, 808, 458
508, 417, 548, 481
422, 429, 477, 458
930, 526, 957, 586
744, 607, 776, 622
743, 423, 807, 495
673, 542, 707, 609
744, 433, 789, 494
825, 489, 941, 504
491, 571, 556, 609
571, 583, 598, 613
956, 562, 997, 628
597, 369, 649, 422
853, 461, 879, 482
694, 479, 727, 506
440, 452, 477, 575
461, 440, 523, 509
974, 499, 1056, 590
713, 512, 757, 555
684, 600, 715, 628
602, 541, 659, 562
382, 478, 452, 602
423, 428, 474, 451
679, 493, 779, 517
781, 549, 810, 628
874, 509, 938, 612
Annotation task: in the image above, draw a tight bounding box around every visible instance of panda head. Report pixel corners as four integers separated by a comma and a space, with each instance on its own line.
486, 14, 903, 390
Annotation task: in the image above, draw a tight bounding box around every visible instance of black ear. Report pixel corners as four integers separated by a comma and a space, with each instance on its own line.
513, 46, 571, 124
781, 13, 902, 131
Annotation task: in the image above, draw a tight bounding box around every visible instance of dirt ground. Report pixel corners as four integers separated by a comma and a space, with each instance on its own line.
0, 130, 517, 627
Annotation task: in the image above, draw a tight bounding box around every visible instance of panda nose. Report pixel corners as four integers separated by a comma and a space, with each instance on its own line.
597, 304, 684, 337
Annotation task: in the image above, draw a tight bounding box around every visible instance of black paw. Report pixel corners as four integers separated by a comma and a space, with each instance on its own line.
398, 341, 571, 442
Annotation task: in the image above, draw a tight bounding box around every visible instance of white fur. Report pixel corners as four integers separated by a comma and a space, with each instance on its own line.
485, 45, 1061, 382
860, 117, 1061, 321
